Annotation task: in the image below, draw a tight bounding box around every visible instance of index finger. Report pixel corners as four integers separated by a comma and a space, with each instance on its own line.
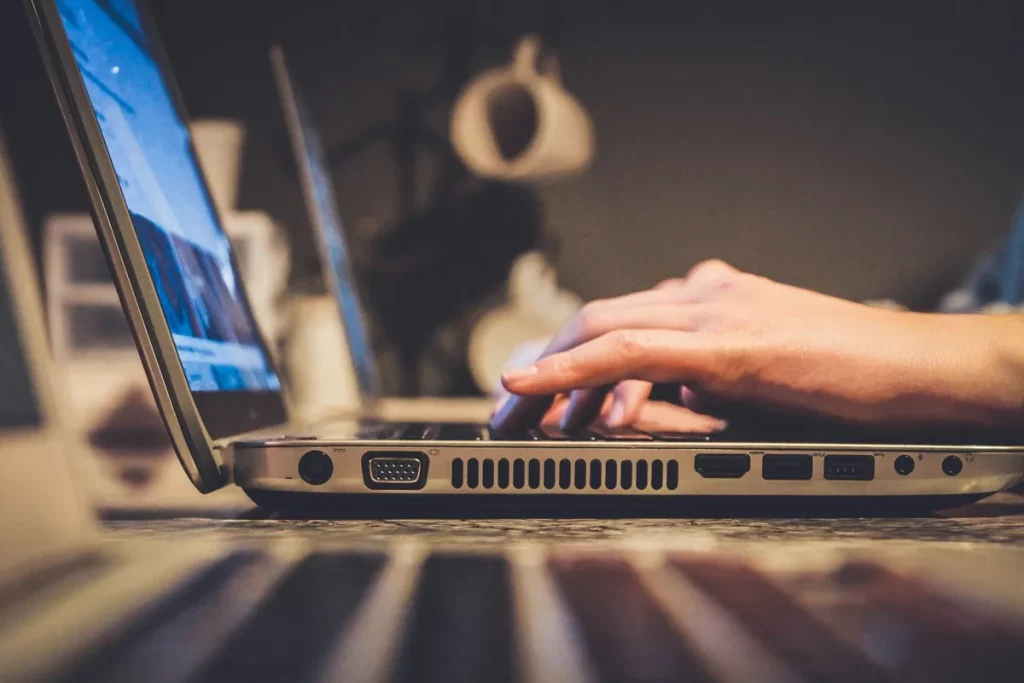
502, 329, 721, 396
489, 391, 555, 433
489, 304, 700, 433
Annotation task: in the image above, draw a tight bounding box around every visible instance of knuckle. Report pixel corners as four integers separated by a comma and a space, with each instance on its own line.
713, 273, 740, 294
718, 270, 760, 296
574, 301, 607, 338
691, 258, 734, 278
611, 329, 647, 358
691, 261, 748, 297
550, 352, 581, 378
655, 277, 687, 291
689, 259, 741, 288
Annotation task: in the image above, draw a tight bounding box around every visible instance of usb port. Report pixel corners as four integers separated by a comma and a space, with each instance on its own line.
762, 454, 813, 480
823, 455, 875, 481
695, 454, 750, 479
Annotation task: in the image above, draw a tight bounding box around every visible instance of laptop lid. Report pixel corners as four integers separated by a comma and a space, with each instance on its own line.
0, 129, 96, 581
270, 45, 383, 403
25, 0, 288, 492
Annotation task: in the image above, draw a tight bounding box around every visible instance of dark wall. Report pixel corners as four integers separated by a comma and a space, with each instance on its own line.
3, 0, 1024, 394
148, 0, 1024, 306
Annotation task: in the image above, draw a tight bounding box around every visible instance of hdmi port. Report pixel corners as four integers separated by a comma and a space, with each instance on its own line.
695, 454, 750, 479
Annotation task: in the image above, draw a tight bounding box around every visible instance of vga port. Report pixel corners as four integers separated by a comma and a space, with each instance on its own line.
365, 452, 426, 486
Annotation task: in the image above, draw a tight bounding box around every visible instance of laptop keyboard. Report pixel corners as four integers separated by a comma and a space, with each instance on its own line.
191, 553, 384, 682
366, 419, 1024, 446
367, 422, 710, 443
52, 546, 1024, 683
391, 555, 515, 683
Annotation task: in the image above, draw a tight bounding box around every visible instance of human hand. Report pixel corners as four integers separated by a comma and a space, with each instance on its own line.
490, 259, 1024, 433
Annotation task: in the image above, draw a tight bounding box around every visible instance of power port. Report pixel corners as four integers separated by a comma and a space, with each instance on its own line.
824, 455, 875, 481
894, 455, 915, 476
695, 454, 750, 479
298, 450, 333, 485
942, 455, 963, 477
762, 454, 813, 480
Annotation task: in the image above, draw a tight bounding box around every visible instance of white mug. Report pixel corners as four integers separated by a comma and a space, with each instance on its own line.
285, 295, 361, 419
450, 35, 594, 180
190, 118, 246, 214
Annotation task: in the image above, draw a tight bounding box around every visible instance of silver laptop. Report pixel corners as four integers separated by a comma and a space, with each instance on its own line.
26, 0, 1024, 514
268, 44, 492, 428
269, 45, 381, 403
8, 113, 1024, 679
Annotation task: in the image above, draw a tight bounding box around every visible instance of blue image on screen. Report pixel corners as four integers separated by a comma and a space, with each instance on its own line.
55, 0, 280, 393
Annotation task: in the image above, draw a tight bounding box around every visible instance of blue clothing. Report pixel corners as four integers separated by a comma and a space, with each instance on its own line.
940, 199, 1024, 312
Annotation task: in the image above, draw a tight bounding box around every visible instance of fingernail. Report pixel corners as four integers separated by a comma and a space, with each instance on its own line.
503, 365, 538, 383
606, 400, 626, 427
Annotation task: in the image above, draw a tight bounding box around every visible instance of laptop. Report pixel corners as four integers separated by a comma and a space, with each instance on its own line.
269, 46, 380, 402
8, 111, 1024, 678
269, 44, 491, 427
25, 0, 1024, 515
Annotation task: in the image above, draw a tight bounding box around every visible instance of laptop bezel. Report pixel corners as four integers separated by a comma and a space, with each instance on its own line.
269, 44, 383, 403
24, 0, 289, 492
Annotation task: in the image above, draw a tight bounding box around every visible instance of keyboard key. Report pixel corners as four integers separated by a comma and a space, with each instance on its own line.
489, 430, 540, 441
537, 426, 570, 440
391, 555, 514, 683
362, 422, 409, 440
61, 552, 261, 683
399, 423, 441, 440
560, 429, 599, 441
588, 426, 654, 441
192, 552, 384, 683
551, 556, 713, 682
356, 421, 399, 439
671, 555, 887, 683
647, 432, 713, 442
437, 424, 484, 441
827, 561, 1024, 682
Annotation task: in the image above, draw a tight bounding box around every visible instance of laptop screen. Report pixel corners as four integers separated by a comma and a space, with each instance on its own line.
54, 0, 280, 393
0, 241, 42, 429
271, 48, 380, 397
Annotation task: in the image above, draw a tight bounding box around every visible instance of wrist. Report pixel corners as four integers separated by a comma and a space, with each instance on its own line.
981, 315, 1024, 427
919, 314, 1024, 430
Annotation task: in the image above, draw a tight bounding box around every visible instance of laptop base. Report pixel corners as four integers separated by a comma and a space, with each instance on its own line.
243, 489, 990, 519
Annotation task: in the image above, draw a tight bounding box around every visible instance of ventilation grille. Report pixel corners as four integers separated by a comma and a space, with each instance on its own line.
450, 458, 679, 492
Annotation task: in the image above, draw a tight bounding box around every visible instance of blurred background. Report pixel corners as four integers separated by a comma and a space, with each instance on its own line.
2, 0, 1023, 402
